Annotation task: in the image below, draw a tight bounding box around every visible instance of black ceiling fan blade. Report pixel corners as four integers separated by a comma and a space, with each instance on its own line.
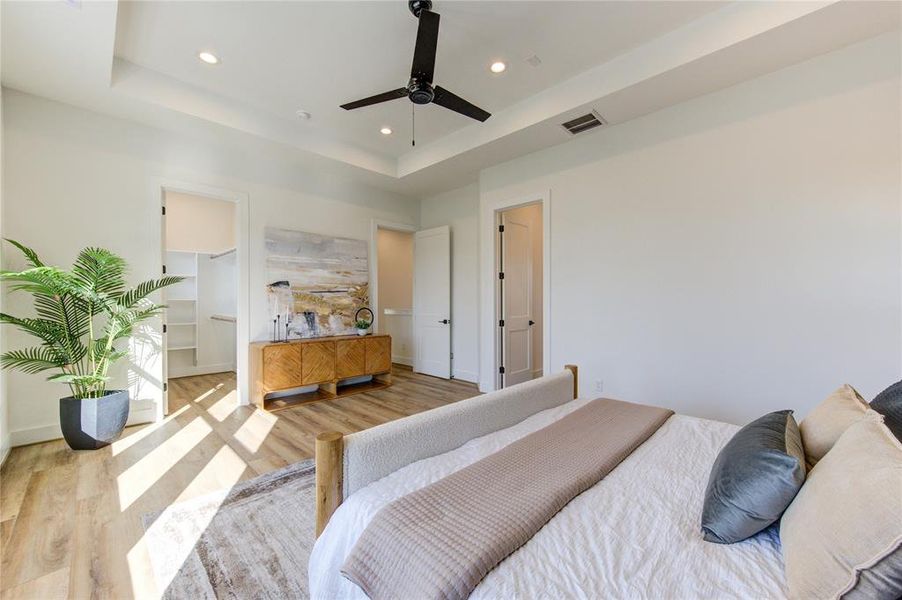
432, 86, 491, 122
410, 9, 440, 82
340, 88, 408, 111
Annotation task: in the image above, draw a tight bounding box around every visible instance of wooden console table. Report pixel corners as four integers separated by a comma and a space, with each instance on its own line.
250, 334, 392, 412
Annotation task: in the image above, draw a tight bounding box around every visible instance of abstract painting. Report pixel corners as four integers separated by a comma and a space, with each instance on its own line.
265, 227, 369, 339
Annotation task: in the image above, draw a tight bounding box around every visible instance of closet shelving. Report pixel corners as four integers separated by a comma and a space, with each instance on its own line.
164, 247, 238, 377
165, 251, 199, 357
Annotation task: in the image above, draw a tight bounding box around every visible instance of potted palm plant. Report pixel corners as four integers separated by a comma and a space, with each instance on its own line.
0, 240, 182, 450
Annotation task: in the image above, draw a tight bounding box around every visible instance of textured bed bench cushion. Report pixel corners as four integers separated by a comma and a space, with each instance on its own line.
341, 370, 574, 497
341, 398, 674, 600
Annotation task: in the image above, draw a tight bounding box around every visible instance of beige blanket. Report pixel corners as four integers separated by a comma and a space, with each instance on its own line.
341, 398, 674, 600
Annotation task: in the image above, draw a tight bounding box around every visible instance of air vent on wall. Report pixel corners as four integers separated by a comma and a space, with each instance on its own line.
561, 111, 607, 135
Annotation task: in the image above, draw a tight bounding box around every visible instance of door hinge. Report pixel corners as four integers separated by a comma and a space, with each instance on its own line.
499, 319, 505, 327
498, 272, 504, 280
162, 206, 166, 216
498, 224, 504, 233
499, 366, 505, 374
163, 382, 168, 392
163, 324, 167, 334
162, 264, 167, 274
450, 351, 454, 359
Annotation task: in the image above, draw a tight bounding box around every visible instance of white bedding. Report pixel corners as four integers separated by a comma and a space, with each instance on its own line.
309, 398, 788, 599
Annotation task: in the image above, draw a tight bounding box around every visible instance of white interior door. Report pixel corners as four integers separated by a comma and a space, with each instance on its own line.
413, 226, 451, 378
501, 211, 533, 386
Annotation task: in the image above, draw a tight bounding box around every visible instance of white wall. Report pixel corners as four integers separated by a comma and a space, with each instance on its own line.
479, 32, 902, 424
196, 251, 238, 373
377, 229, 413, 310
1, 90, 419, 445
421, 183, 480, 383
165, 191, 236, 254
377, 228, 414, 365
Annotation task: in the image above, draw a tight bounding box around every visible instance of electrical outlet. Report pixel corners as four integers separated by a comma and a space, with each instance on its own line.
594, 379, 604, 393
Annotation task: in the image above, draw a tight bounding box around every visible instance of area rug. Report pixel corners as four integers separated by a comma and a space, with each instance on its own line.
143, 459, 316, 599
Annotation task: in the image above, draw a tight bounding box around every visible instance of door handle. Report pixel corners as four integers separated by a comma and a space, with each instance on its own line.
438, 319, 450, 324
528, 320, 535, 326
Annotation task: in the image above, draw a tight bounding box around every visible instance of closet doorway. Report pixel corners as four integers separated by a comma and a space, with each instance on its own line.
371, 219, 453, 380
162, 190, 239, 414
372, 223, 416, 371
498, 203, 543, 388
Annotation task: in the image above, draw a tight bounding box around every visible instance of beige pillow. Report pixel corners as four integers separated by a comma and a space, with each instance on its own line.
780, 411, 902, 599
799, 384, 868, 466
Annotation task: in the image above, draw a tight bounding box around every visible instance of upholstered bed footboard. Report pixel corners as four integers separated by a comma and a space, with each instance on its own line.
315, 365, 579, 536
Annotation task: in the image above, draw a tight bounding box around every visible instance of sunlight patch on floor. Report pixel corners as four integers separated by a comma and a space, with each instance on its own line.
206, 390, 238, 422
125, 536, 158, 600
233, 409, 277, 454
129, 445, 247, 594
192, 385, 220, 404
111, 405, 190, 457
173, 444, 247, 504
116, 416, 212, 511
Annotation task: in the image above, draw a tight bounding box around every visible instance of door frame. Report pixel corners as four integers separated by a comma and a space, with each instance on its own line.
155, 178, 250, 419
479, 190, 551, 392
369, 219, 418, 336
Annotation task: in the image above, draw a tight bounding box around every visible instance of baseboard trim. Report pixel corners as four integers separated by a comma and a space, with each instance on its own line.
453, 369, 479, 384
532, 369, 544, 379
0, 445, 10, 468
9, 406, 157, 447
168, 364, 236, 379
10, 423, 61, 447
391, 356, 413, 367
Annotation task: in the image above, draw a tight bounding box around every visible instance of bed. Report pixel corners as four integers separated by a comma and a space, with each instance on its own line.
308, 366, 788, 599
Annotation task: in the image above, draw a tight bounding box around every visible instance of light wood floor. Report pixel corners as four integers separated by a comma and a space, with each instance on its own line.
0, 366, 478, 599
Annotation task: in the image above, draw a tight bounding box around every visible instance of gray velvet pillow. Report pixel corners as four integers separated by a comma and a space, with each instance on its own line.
871, 380, 902, 441
701, 410, 806, 544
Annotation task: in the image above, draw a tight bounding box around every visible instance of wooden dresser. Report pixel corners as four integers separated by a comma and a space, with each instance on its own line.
250, 335, 392, 412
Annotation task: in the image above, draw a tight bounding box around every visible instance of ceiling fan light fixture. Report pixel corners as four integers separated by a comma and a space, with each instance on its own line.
380, 127, 393, 135
198, 51, 219, 65
490, 61, 506, 74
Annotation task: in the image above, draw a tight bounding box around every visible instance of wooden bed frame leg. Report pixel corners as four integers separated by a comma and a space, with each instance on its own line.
564, 364, 578, 399
315, 431, 343, 538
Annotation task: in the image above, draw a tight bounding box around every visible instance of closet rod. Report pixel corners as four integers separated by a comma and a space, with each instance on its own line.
210, 248, 236, 260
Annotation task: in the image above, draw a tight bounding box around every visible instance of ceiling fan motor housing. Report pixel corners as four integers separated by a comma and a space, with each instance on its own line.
408, 0, 433, 18
408, 78, 435, 104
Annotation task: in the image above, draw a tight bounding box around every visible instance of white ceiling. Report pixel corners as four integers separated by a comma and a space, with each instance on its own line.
2, 1, 900, 196
113, 1, 722, 158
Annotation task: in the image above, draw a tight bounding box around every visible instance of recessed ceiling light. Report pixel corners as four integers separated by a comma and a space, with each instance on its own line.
380, 127, 393, 135
490, 61, 506, 74
198, 51, 219, 65
296, 110, 312, 120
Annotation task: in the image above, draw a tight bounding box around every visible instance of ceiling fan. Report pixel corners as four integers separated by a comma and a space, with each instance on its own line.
340, 0, 491, 124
